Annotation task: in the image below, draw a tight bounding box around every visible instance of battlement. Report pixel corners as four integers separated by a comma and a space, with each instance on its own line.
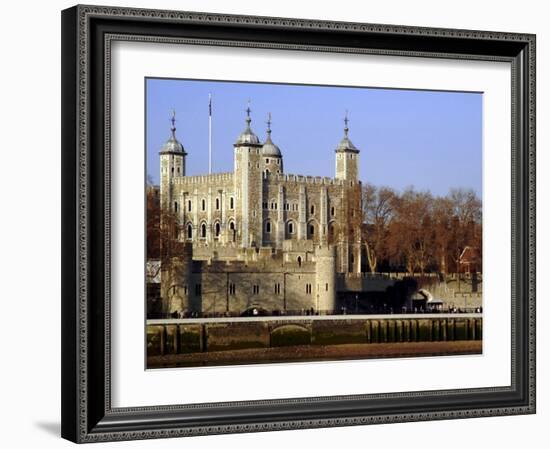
262, 172, 358, 187
173, 172, 234, 185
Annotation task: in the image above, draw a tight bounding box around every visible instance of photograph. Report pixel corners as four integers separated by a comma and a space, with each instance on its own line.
145, 78, 484, 368
55, 2, 536, 444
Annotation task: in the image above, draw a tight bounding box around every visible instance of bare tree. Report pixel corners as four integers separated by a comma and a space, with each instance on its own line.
361, 183, 396, 272
387, 188, 435, 274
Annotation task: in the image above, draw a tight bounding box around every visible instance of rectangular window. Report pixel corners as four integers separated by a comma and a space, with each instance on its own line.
195, 284, 202, 296
229, 283, 236, 296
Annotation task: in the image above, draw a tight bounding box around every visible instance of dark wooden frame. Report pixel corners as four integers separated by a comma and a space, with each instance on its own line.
61, 4, 536, 443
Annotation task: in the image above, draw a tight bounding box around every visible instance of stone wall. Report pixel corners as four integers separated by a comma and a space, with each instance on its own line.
146, 315, 483, 356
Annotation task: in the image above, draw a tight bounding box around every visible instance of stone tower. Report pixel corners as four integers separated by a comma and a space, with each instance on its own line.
335, 112, 359, 182
315, 245, 337, 312
234, 105, 263, 248
159, 111, 187, 212
261, 113, 284, 175
334, 112, 362, 273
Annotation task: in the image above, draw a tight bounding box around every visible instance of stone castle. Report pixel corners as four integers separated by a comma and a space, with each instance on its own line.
158, 107, 364, 316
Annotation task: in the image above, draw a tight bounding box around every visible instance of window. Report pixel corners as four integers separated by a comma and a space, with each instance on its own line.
216, 198, 220, 210
201, 223, 206, 238
183, 285, 188, 295
265, 169, 270, 176
201, 199, 206, 211
326, 283, 329, 291
195, 284, 202, 296
265, 221, 271, 233
297, 256, 302, 267
215, 222, 220, 237
309, 224, 315, 236
187, 224, 192, 239
253, 285, 260, 295
274, 283, 281, 295
229, 221, 236, 242
310, 204, 315, 215
288, 222, 294, 234
266, 158, 269, 164
263, 202, 268, 209
230, 197, 234, 209
187, 200, 192, 212
174, 201, 178, 212
305, 283, 312, 294
331, 206, 335, 216
229, 283, 236, 296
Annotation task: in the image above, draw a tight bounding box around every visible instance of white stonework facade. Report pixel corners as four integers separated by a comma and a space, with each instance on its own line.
159, 110, 363, 316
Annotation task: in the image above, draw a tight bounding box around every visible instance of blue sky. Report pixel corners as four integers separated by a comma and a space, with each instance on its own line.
146, 78, 482, 197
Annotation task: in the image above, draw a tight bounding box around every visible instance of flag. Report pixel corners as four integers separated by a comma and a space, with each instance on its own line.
208, 94, 212, 116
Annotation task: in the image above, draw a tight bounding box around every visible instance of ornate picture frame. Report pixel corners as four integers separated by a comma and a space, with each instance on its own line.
61, 4, 535, 443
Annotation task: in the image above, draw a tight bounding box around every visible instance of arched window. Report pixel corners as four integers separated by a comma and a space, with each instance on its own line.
328, 223, 336, 243
297, 256, 302, 267
201, 223, 206, 238
201, 199, 206, 211
330, 206, 335, 216
308, 223, 315, 238
216, 198, 220, 210
230, 197, 234, 209
229, 221, 236, 242
265, 169, 270, 176
310, 204, 315, 215
187, 224, 193, 239
287, 221, 294, 235
215, 222, 221, 237
265, 221, 271, 233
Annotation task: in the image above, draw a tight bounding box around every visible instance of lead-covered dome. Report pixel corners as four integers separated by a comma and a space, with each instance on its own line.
160, 112, 186, 154
261, 113, 282, 157
235, 106, 261, 146
161, 134, 185, 153
335, 113, 359, 153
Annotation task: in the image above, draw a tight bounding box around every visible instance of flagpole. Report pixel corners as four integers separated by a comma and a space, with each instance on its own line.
208, 93, 212, 175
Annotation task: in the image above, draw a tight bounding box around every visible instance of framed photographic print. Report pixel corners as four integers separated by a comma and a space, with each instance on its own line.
61, 4, 536, 443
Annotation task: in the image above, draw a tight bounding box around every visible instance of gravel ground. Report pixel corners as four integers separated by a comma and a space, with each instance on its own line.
147, 340, 482, 368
